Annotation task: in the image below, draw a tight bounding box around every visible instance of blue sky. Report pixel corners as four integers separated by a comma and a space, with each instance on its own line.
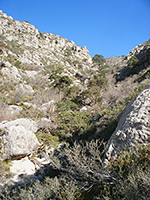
0, 0, 150, 58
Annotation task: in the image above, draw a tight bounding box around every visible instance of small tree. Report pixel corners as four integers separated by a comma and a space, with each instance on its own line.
92, 54, 105, 65
49, 67, 73, 100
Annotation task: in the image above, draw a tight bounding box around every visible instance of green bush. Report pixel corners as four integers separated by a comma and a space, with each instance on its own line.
92, 54, 105, 65
36, 132, 60, 148
56, 110, 94, 139
127, 56, 139, 69
49, 67, 73, 100
109, 144, 150, 199
89, 74, 108, 88
96, 103, 125, 141
18, 106, 45, 119
56, 100, 78, 112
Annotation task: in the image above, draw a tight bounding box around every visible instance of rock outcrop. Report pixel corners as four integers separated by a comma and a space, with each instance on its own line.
115, 40, 150, 81
105, 89, 150, 161
0, 118, 39, 160
126, 40, 150, 61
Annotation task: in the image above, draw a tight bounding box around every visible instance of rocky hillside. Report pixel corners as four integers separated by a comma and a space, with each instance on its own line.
0, 10, 92, 71
0, 10, 97, 186
0, 9, 94, 110
0, 10, 150, 199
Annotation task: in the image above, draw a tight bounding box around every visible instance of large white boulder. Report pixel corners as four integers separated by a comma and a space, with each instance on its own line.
0, 118, 39, 160
0, 118, 38, 132
105, 89, 150, 161
10, 157, 36, 177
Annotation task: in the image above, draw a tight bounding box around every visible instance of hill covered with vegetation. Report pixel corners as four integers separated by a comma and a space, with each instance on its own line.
0, 10, 150, 199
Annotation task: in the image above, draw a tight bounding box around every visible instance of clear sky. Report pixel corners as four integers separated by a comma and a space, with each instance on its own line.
0, 0, 150, 58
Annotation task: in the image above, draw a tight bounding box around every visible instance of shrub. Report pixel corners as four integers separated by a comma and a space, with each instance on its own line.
92, 54, 105, 65
127, 56, 139, 69
56, 110, 95, 140
89, 74, 108, 88
1, 142, 150, 200
64, 85, 81, 101
1, 177, 79, 200
64, 47, 72, 56
0, 160, 13, 184
18, 106, 45, 119
56, 100, 78, 112
109, 144, 150, 199
36, 132, 60, 148
49, 67, 73, 100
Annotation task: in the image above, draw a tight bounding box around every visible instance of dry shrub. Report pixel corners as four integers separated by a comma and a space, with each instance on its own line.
0, 101, 8, 122
102, 76, 137, 107
24, 75, 60, 105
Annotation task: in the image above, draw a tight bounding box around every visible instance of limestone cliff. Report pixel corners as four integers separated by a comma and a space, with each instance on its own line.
105, 89, 150, 161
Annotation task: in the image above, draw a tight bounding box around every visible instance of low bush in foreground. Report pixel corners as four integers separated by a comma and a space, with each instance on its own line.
1, 142, 150, 200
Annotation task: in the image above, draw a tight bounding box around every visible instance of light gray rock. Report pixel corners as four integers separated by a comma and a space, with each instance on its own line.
16, 83, 34, 95
10, 157, 36, 180
21, 102, 37, 109
1, 65, 22, 81
0, 118, 38, 132
5, 105, 23, 116
25, 70, 39, 78
105, 89, 150, 162
0, 118, 39, 160
2, 125, 39, 160
37, 118, 51, 129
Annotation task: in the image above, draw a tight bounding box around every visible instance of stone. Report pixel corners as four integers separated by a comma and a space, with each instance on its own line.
37, 118, 52, 130
2, 125, 39, 160
10, 157, 36, 177
21, 102, 37, 109
5, 105, 23, 116
1, 65, 22, 81
16, 83, 34, 95
0, 118, 38, 132
25, 70, 38, 78
0, 118, 39, 160
105, 89, 150, 162
80, 106, 87, 111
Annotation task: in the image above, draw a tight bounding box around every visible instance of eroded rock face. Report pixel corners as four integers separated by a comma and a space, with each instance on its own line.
0, 118, 39, 160
105, 89, 150, 161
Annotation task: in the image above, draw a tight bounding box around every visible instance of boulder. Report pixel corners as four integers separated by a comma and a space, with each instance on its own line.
80, 106, 87, 111
0, 118, 39, 160
1, 63, 22, 81
10, 157, 36, 178
105, 89, 150, 162
37, 118, 51, 130
16, 83, 34, 95
0, 118, 38, 132
5, 105, 23, 116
